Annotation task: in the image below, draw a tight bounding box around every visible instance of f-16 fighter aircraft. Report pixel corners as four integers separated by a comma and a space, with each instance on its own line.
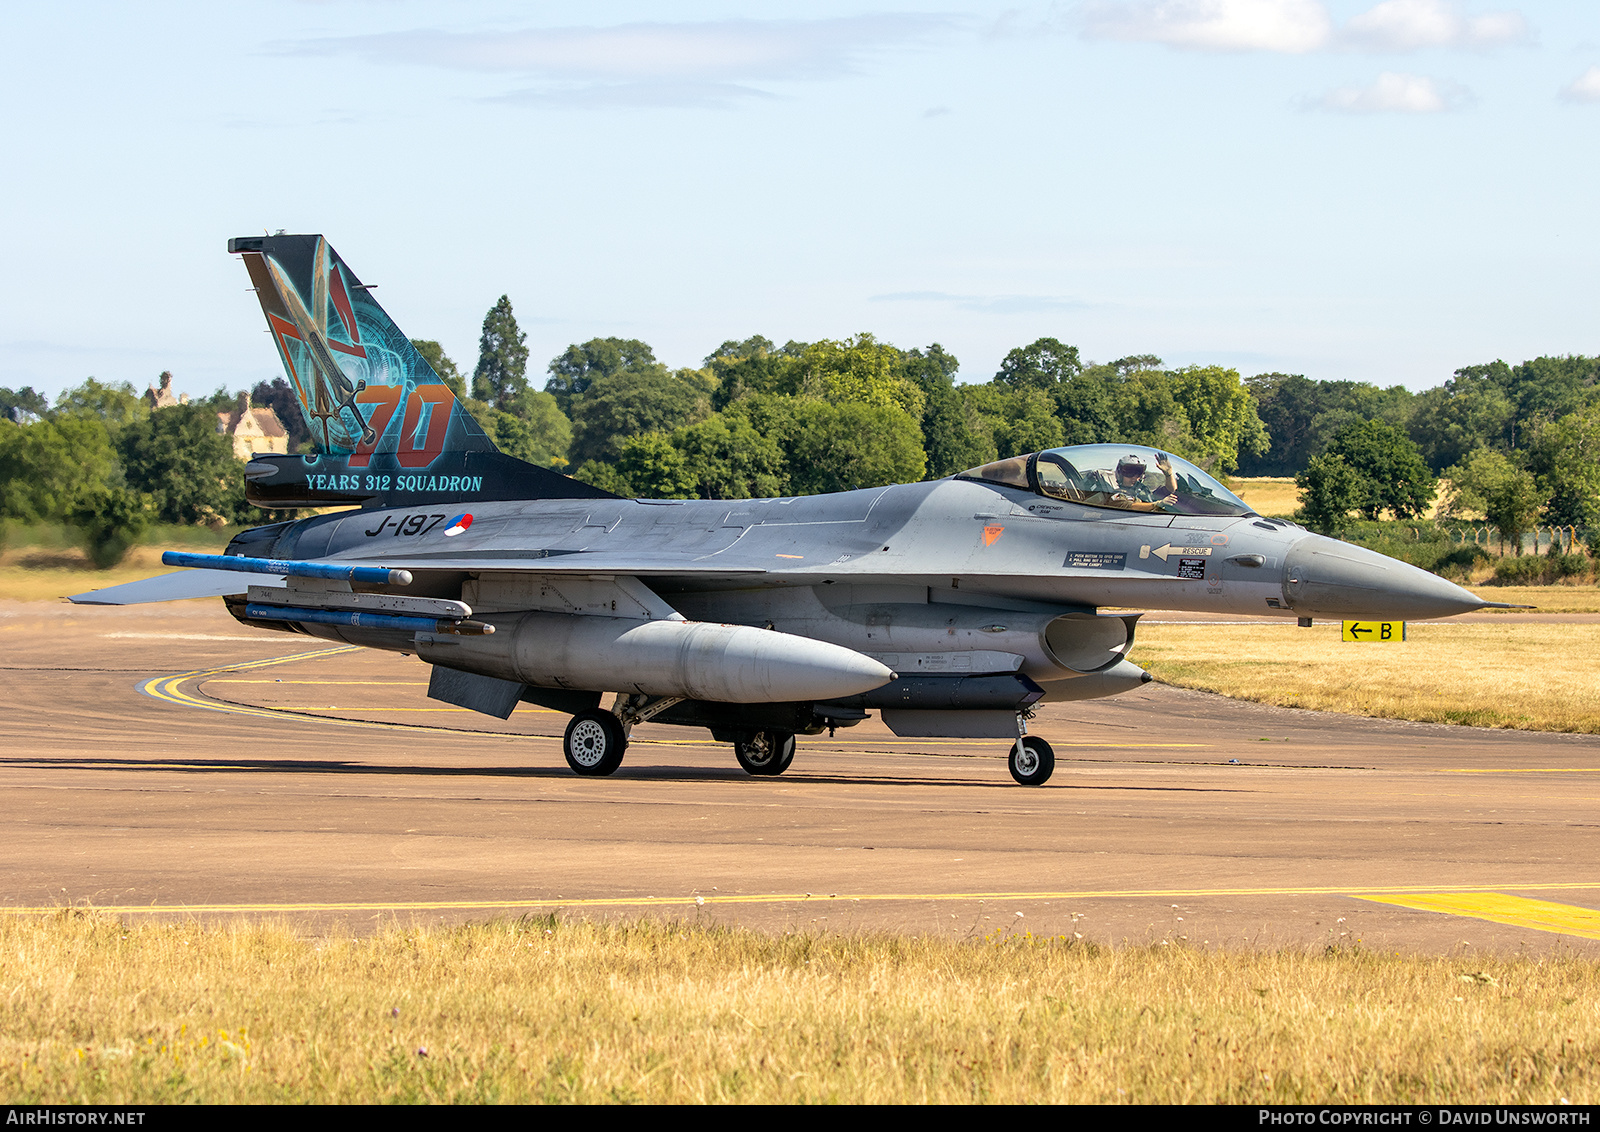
72, 234, 1503, 786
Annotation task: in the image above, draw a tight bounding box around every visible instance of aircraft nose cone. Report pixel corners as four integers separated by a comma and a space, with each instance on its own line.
1284, 534, 1486, 620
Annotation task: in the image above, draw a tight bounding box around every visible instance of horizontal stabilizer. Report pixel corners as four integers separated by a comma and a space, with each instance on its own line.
162, 551, 412, 586
69, 569, 286, 606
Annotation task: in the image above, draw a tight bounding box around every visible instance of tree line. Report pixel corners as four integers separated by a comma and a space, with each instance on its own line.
434, 297, 1269, 502
1256, 360, 1600, 542
439, 297, 1599, 541
2, 290, 1596, 566
0, 378, 301, 565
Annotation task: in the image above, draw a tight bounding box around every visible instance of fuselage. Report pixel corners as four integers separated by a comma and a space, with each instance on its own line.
244, 476, 1482, 624
222, 474, 1484, 718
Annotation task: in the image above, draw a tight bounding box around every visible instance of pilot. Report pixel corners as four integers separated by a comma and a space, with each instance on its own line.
1085, 452, 1179, 512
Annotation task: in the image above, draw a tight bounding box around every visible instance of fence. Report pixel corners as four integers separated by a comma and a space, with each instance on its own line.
1428, 524, 1585, 557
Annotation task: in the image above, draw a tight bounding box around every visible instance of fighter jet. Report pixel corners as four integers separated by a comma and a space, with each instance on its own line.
72, 234, 1503, 786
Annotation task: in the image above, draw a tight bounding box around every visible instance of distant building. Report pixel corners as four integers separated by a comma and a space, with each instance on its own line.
143, 371, 190, 410
217, 391, 289, 461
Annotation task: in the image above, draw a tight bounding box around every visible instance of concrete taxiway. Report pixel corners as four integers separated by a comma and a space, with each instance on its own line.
4, 599, 1599, 954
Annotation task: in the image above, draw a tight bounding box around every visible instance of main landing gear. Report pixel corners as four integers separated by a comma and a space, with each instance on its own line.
734, 730, 796, 777
563, 709, 628, 776
563, 695, 691, 777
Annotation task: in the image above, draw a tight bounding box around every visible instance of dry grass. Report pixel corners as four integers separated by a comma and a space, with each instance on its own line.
1475, 585, 1600, 613
0, 545, 190, 602
1227, 477, 1457, 521
0, 520, 279, 601
1136, 621, 1600, 732
2, 912, 1596, 1104
1228, 477, 1302, 518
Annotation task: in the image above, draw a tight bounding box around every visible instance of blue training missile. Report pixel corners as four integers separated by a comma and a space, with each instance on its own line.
163, 552, 412, 587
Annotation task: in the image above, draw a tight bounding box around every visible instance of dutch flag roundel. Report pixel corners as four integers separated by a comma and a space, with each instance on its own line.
444, 513, 473, 537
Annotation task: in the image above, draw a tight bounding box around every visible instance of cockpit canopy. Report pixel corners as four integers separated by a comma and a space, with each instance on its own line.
956, 444, 1254, 518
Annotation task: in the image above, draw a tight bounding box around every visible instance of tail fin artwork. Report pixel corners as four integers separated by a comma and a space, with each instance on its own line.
229, 234, 611, 507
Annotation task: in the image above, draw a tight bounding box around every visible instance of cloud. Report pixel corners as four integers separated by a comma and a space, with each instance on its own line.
871, 291, 1088, 314
289, 16, 955, 107
497, 81, 780, 110
1311, 71, 1467, 112
1341, 0, 1527, 52
1079, 0, 1526, 54
1080, 0, 1333, 53
1561, 65, 1600, 104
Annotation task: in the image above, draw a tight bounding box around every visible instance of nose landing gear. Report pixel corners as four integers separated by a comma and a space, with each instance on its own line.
1008, 734, 1055, 786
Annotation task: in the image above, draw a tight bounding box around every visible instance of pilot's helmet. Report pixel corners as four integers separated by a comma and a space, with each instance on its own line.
1115, 455, 1147, 483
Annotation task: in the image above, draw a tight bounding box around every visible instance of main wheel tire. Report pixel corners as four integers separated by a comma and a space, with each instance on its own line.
1008, 735, 1055, 786
735, 730, 796, 777
564, 710, 628, 777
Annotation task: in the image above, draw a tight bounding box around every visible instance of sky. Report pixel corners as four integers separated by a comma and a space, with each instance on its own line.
2, 1, 1596, 404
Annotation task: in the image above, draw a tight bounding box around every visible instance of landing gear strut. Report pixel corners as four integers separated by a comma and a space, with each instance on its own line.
734, 730, 796, 777
564, 709, 628, 776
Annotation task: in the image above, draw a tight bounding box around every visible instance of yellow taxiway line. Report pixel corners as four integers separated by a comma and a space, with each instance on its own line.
7, 883, 1600, 919
141, 646, 368, 725
137, 647, 541, 735
1354, 892, 1600, 940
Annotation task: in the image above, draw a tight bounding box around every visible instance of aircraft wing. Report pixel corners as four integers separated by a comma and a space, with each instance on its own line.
68, 569, 288, 606
68, 552, 763, 608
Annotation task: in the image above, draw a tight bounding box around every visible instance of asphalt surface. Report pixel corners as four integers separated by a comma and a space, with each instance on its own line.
4, 598, 1600, 954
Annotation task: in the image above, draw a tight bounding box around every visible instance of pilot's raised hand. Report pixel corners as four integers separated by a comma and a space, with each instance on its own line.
1151, 451, 1178, 502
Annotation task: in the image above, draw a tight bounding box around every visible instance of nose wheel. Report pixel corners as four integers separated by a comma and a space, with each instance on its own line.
735, 730, 796, 776
564, 709, 628, 776
1008, 735, 1055, 786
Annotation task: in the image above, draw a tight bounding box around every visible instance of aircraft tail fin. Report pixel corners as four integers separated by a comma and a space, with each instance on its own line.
230, 233, 493, 461
229, 234, 615, 506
